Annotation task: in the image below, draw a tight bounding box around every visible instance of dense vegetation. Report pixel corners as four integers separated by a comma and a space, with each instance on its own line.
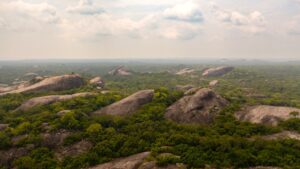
1, 62, 300, 169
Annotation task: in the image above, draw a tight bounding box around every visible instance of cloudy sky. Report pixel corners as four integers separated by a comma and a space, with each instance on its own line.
0, 0, 300, 60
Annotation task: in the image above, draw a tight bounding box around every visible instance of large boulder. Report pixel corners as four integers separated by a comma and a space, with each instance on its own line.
235, 105, 300, 126
202, 66, 234, 77
16, 92, 95, 111
0, 74, 84, 96
93, 90, 154, 116
108, 66, 132, 76
89, 76, 105, 88
165, 88, 228, 124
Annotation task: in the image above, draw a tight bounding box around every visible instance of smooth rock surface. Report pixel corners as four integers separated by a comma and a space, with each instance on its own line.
93, 90, 154, 116
235, 105, 300, 125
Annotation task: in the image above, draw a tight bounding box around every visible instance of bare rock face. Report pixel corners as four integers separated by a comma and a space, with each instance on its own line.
93, 89, 154, 116
235, 105, 300, 126
165, 88, 228, 124
202, 66, 234, 77
175, 68, 195, 75
16, 92, 95, 111
109, 66, 132, 76
89, 152, 150, 169
261, 131, 300, 141
89, 76, 105, 88
0, 74, 84, 96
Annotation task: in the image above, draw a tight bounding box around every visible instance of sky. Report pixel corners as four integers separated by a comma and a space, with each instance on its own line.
0, 0, 300, 60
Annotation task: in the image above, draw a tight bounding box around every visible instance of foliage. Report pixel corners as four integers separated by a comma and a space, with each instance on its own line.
1, 64, 300, 169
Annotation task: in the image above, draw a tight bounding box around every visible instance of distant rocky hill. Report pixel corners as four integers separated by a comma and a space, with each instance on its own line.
202, 66, 234, 77
235, 105, 300, 125
175, 68, 195, 75
93, 89, 154, 116
0, 74, 84, 96
165, 88, 228, 124
108, 66, 132, 76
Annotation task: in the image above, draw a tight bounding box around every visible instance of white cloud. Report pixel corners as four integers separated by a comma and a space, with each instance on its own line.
0, 0, 59, 31
60, 1, 203, 40
163, 1, 203, 23
60, 14, 139, 40
66, 0, 105, 15
211, 2, 265, 34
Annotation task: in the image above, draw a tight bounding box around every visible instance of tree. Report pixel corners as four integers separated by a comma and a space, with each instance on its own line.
86, 123, 102, 136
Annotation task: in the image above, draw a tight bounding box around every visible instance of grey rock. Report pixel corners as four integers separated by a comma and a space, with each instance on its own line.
165, 88, 228, 124
93, 90, 154, 116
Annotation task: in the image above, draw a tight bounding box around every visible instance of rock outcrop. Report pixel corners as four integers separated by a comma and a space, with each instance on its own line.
93, 90, 154, 116
16, 92, 95, 111
89, 152, 150, 169
89, 76, 105, 88
108, 66, 132, 76
175, 68, 195, 75
235, 105, 300, 126
165, 88, 228, 124
202, 66, 234, 77
0, 74, 84, 96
